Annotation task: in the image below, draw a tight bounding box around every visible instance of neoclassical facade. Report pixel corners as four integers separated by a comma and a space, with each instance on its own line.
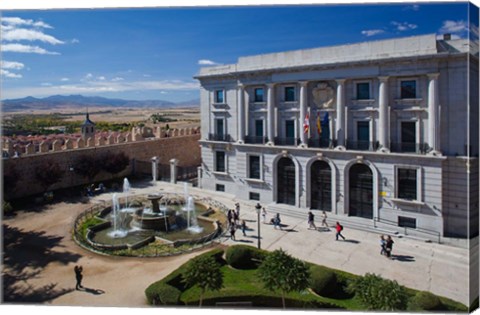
196, 34, 479, 239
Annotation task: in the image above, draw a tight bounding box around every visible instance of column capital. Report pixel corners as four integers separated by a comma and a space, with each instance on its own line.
335, 78, 346, 84
427, 73, 440, 80
299, 81, 309, 87
266, 82, 276, 88
237, 83, 245, 89
378, 76, 390, 82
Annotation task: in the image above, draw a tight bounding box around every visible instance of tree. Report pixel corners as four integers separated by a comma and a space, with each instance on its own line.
3, 164, 20, 200
101, 151, 130, 179
257, 248, 310, 309
182, 255, 223, 307
346, 273, 408, 311
34, 160, 64, 193
74, 154, 101, 182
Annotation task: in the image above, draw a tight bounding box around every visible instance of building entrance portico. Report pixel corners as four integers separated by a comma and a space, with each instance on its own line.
310, 160, 332, 211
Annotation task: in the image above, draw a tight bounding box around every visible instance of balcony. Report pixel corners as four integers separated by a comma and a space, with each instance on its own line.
244, 136, 268, 145
390, 142, 429, 154
346, 140, 379, 151
274, 137, 300, 146
307, 138, 335, 149
208, 133, 232, 142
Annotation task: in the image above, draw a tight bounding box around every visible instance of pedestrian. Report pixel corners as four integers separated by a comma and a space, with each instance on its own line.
380, 235, 386, 256
241, 220, 247, 236
235, 202, 240, 218
335, 222, 345, 241
230, 224, 236, 240
227, 209, 233, 226
233, 210, 239, 227
321, 211, 329, 227
385, 235, 394, 259
308, 211, 317, 230
74, 265, 83, 290
274, 213, 282, 230
261, 207, 267, 223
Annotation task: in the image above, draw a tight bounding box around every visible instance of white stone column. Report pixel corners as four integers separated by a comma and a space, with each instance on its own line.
329, 114, 335, 148
151, 156, 158, 183
237, 84, 245, 143
169, 158, 178, 184
335, 79, 346, 147
267, 83, 275, 145
299, 81, 308, 146
378, 76, 389, 151
427, 73, 440, 154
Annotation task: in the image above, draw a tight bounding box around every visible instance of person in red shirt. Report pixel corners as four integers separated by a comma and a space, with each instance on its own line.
335, 222, 346, 241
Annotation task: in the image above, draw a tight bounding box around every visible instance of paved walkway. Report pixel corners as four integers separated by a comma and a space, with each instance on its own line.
2, 180, 476, 308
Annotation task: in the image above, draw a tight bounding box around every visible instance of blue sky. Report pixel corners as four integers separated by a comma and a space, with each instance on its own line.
0, 1, 477, 102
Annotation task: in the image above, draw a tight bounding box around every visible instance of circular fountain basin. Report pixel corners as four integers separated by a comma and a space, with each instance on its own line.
131, 208, 176, 230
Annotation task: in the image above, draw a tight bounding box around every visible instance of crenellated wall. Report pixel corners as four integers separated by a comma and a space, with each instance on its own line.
2, 128, 201, 199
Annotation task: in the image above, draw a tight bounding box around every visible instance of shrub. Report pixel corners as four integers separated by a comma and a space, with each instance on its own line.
145, 282, 181, 305
346, 273, 408, 311
310, 265, 338, 297
225, 245, 267, 269
408, 291, 442, 311
2, 201, 14, 216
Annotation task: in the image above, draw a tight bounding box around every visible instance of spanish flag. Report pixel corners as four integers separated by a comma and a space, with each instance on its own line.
316, 112, 322, 135
303, 112, 310, 134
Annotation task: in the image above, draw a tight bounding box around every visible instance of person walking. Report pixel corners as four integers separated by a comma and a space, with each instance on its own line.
385, 235, 394, 259
321, 211, 329, 228
307, 211, 317, 230
335, 222, 346, 241
241, 220, 247, 236
235, 202, 240, 218
261, 207, 267, 223
230, 224, 236, 240
380, 235, 386, 256
74, 265, 83, 290
274, 213, 282, 230
227, 209, 233, 227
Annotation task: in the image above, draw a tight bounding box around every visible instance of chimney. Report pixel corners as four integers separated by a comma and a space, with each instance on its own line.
443, 33, 451, 40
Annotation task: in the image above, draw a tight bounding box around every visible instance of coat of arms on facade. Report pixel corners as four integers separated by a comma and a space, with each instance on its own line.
312, 82, 335, 109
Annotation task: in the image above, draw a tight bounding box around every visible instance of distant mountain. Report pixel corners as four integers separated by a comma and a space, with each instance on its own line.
1, 95, 199, 112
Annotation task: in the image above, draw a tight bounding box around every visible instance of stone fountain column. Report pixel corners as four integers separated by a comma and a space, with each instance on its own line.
170, 158, 178, 184
148, 195, 161, 213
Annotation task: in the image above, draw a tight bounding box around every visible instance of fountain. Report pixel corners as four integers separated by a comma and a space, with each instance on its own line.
123, 178, 131, 208
108, 193, 128, 238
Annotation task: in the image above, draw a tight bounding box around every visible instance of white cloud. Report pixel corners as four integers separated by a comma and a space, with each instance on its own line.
391, 21, 417, 31
111, 77, 124, 82
1, 69, 22, 78
361, 29, 384, 37
198, 59, 220, 66
60, 77, 70, 82
97, 76, 106, 81
439, 20, 468, 34
1, 43, 60, 55
1, 17, 53, 29
41, 82, 52, 86
2, 28, 64, 45
1, 60, 24, 70
71, 38, 80, 44
403, 4, 419, 11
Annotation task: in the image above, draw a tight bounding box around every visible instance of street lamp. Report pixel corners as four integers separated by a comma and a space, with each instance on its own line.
255, 202, 262, 249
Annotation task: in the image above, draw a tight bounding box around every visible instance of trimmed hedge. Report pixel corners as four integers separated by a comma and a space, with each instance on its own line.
310, 265, 338, 297
145, 282, 181, 305
408, 291, 442, 311
225, 245, 268, 269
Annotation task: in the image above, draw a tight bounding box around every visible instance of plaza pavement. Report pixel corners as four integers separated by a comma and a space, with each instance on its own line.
123, 181, 475, 306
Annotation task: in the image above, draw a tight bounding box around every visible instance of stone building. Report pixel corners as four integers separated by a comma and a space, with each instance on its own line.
81, 112, 96, 141
195, 34, 479, 240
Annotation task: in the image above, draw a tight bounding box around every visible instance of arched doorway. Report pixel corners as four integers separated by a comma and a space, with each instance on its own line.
310, 160, 331, 211
277, 157, 296, 205
349, 163, 373, 219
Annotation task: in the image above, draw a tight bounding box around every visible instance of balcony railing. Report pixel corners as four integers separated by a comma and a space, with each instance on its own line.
390, 142, 429, 154
346, 140, 379, 151
244, 136, 268, 144
274, 137, 300, 146
208, 133, 232, 142
307, 138, 335, 148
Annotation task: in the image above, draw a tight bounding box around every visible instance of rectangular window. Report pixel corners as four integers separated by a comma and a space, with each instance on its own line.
398, 216, 417, 228
401, 121, 416, 152
255, 119, 264, 137
216, 184, 225, 192
215, 151, 225, 172
285, 86, 295, 102
215, 119, 224, 138
398, 168, 417, 200
357, 121, 370, 150
400, 80, 416, 99
215, 90, 224, 103
254, 88, 264, 102
249, 192, 260, 201
249, 155, 261, 179
356, 82, 370, 100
